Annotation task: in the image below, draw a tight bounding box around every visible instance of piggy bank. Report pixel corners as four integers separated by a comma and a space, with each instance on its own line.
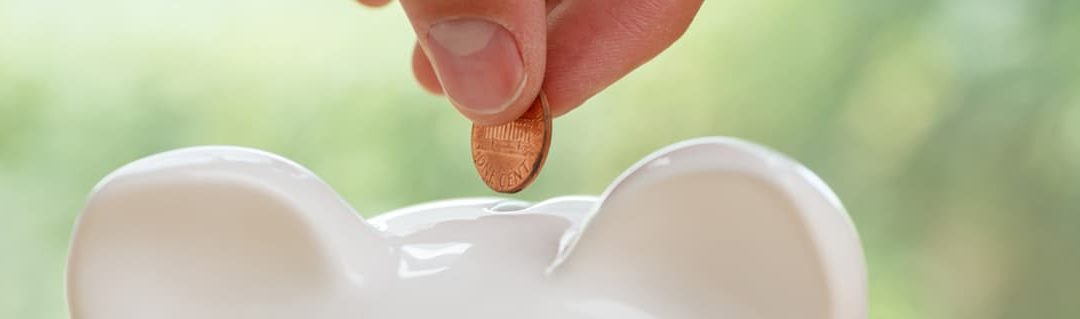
67, 137, 866, 319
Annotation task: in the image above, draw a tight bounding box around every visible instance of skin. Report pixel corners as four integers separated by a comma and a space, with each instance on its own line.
357, 0, 705, 125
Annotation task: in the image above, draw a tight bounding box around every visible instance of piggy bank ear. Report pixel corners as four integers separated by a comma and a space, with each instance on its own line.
553, 138, 866, 319
67, 147, 389, 319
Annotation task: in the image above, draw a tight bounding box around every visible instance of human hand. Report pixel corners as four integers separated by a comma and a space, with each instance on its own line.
358, 0, 703, 125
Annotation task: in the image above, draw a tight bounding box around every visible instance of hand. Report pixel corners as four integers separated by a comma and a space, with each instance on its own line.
358, 0, 704, 125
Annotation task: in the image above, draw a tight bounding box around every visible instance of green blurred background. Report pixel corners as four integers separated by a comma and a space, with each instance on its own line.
2, 0, 1079, 317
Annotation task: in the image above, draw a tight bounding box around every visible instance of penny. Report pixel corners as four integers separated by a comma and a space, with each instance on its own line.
471, 93, 552, 193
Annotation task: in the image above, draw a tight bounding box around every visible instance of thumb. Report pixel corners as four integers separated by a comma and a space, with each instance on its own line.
399, 0, 547, 125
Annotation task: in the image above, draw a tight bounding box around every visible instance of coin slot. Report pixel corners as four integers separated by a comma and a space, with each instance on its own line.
488, 200, 532, 213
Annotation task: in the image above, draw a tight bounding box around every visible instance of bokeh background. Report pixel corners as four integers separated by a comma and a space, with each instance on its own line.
2, 0, 1078, 317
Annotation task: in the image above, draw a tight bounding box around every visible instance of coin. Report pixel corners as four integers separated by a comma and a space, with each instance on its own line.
471, 93, 552, 193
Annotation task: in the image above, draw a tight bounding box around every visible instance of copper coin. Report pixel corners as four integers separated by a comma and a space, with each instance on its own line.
471, 93, 552, 193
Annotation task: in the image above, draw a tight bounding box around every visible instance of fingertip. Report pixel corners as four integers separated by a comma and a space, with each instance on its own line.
544, 90, 576, 119
412, 43, 444, 95
463, 91, 538, 126
399, 0, 547, 126
415, 40, 535, 126
414, 33, 539, 125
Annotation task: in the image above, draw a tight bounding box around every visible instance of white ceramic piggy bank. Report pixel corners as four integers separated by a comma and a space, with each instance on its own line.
67, 138, 866, 319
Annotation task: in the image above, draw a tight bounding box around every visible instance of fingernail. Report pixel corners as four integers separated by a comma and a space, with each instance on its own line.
426, 18, 526, 115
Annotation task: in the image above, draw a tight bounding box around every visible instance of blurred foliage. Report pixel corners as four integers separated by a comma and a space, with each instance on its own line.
2, 0, 1079, 318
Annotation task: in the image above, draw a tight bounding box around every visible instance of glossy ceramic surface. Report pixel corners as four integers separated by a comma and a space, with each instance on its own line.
67, 137, 867, 319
